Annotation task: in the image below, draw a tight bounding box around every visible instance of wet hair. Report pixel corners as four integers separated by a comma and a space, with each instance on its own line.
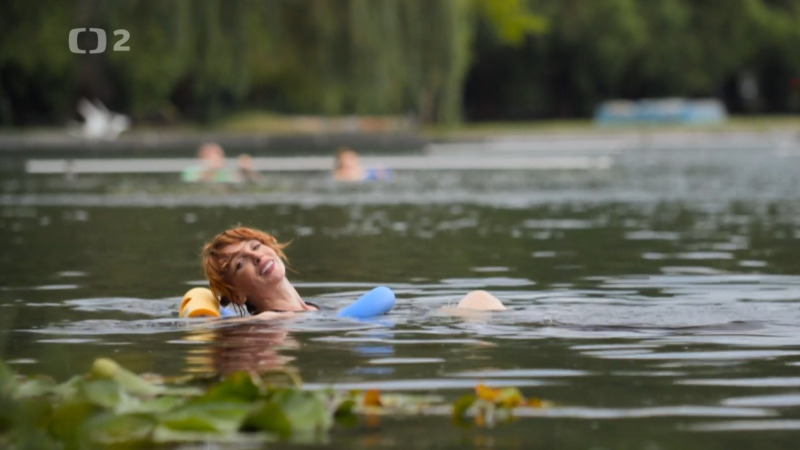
201, 227, 289, 313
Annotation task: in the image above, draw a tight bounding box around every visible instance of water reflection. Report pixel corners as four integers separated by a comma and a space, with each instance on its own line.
182, 323, 296, 375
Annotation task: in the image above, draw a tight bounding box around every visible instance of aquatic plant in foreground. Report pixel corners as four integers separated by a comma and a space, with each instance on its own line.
0, 358, 551, 448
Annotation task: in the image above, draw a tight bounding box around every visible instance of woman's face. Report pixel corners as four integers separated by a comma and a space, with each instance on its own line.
338, 151, 359, 169
222, 239, 286, 304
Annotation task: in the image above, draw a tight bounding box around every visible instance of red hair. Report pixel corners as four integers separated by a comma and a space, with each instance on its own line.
201, 227, 289, 307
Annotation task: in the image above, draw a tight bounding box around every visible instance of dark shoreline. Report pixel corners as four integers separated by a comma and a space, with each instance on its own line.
3, 127, 800, 174
0, 131, 429, 156
0, 131, 430, 173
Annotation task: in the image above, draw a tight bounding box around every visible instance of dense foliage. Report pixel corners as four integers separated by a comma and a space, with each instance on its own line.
465, 0, 800, 119
1, 0, 798, 126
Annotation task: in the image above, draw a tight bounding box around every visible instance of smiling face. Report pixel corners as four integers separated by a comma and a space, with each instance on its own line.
201, 227, 290, 309
222, 239, 287, 305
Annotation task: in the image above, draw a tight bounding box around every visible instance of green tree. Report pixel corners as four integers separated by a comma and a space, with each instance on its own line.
0, 0, 75, 124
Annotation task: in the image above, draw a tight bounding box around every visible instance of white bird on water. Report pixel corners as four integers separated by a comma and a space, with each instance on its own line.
71, 98, 130, 140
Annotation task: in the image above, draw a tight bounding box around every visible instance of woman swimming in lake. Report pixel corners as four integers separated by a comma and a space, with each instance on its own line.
201, 226, 505, 318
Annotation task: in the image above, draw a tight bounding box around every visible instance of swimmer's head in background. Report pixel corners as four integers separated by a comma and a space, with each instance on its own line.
198, 142, 225, 170
237, 154, 253, 170
201, 227, 289, 308
334, 147, 359, 169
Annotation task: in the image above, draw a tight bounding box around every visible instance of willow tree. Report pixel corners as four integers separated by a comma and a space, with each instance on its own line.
102, 0, 272, 120
0, 0, 544, 125
249, 0, 542, 124
0, 0, 76, 125
102, 0, 540, 124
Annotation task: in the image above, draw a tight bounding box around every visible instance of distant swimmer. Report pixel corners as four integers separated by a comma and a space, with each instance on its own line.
182, 142, 235, 183
332, 147, 391, 182
236, 154, 262, 184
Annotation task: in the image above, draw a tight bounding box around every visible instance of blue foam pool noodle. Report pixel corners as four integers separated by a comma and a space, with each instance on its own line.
337, 286, 395, 319
219, 306, 237, 318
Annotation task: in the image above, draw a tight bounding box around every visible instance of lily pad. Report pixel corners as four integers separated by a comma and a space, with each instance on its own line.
152, 426, 275, 444
12, 376, 56, 399
243, 401, 292, 438
159, 401, 252, 434
198, 371, 260, 403
48, 400, 97, 447
2, 357, 554, 447
80, 412, 154, 446
270, 389, 332, 434
452, 393, 476, 426
91, 358, 163, 397
80, 379, 131, 410
52, 375, 83, 401
121, 396, 185, 415
0, 360, 15, 395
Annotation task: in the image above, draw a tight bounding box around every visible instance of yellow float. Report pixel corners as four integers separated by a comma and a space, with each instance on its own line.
179, 287, 222, 318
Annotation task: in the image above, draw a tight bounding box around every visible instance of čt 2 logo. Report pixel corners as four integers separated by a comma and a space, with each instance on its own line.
69, 28, 130, 54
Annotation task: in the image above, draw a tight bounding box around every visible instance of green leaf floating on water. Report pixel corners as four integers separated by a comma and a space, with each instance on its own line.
1, 357, 553, 447
151, 427, 275, 445
452, 394, 477, 426
81, 379, 131, 410
243, 389, 332, 440
123, 395, 185, 415
0, 359, 15, 391
12, 376, 57, 399
334, 398, 358, 427
270, 389, 332, 434
80, 412, 155, 447
197, 371, 260, 403
48, 400, 97, 447
90, 358, 201, 397
51, 375, 84, 401
91, 358, 164, 397
243, 401, 292, 438
160, 401, 252, 433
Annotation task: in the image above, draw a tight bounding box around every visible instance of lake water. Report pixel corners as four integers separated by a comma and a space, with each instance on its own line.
2, 143, 800, 448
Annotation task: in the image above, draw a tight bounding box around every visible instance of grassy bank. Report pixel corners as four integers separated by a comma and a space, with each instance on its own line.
3, 113, 798, 146
215, 110, 800, 140
423, 115, 800, 139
